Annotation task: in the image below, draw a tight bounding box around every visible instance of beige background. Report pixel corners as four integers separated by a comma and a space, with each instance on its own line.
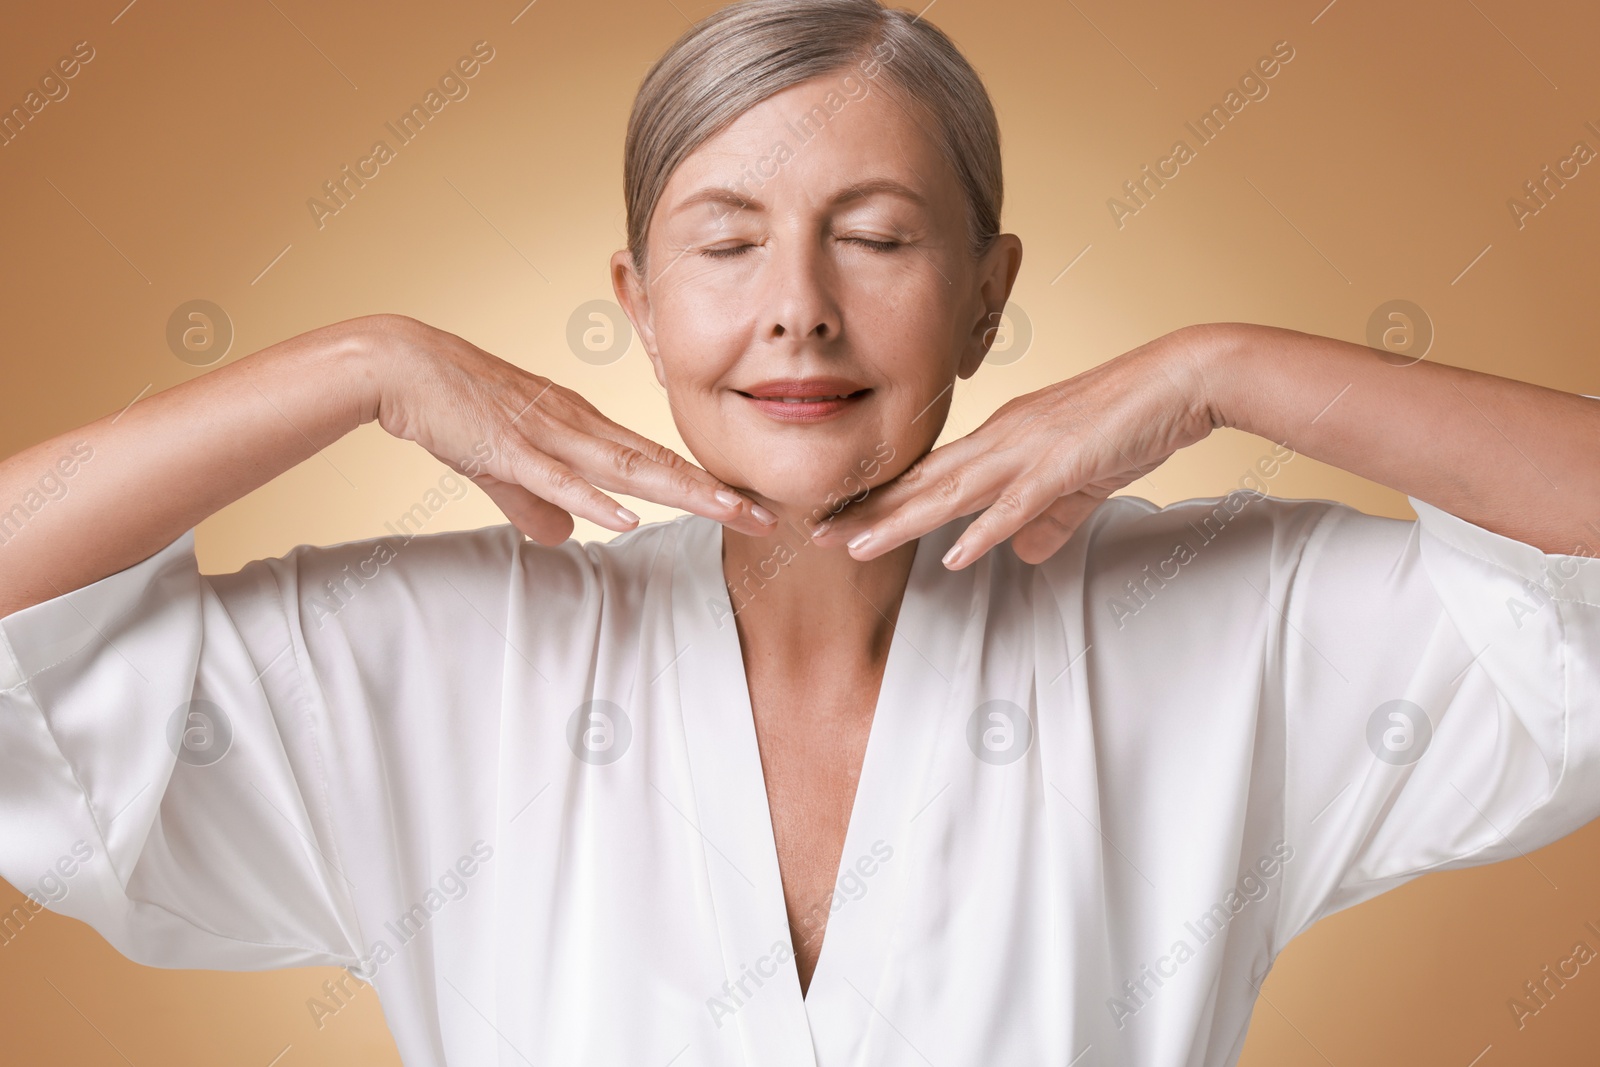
2, 0, 1597, 1062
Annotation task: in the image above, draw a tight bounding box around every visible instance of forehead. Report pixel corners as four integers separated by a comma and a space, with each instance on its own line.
657, 70, 956, 214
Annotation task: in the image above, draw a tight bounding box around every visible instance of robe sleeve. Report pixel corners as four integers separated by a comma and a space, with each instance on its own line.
1273, 495, 1600, 943
0, 522, 533, 971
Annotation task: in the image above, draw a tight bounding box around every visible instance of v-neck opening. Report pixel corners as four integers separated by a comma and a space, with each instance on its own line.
712, 520, 928, 1002
667, 512, 978, 1064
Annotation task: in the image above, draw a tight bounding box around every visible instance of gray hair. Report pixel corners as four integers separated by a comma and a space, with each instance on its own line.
623, 0, 1002, 279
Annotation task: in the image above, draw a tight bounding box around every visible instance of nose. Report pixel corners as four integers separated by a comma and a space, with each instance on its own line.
761, 230, 842, 345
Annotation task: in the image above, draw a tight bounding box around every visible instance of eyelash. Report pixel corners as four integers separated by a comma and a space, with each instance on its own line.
700, 237, 901, 259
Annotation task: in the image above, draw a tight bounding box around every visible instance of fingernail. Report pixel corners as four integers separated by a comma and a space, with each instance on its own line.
847, 529, 873, 552
941, 542, 964, 568
616, 506, 640, 525
714, 489, 741, 508
751, 504, 778, 525
811, 518, 833, 537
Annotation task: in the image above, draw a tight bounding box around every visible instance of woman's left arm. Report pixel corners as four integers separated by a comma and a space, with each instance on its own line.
811, 322, 1600, 566
1201, 322, 1600, 555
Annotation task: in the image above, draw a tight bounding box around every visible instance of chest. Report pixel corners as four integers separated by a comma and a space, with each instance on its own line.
443, 518, 1285, 1064
744, 660, 883, 993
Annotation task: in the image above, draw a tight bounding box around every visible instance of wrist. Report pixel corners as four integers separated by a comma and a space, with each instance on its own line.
334, 313, 414, 429
1175, 322, 1255, 433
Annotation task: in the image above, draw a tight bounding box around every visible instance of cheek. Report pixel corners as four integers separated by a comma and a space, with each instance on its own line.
652, 295, 744, 390
647, 302, 747, 479
855, 299, 964, 407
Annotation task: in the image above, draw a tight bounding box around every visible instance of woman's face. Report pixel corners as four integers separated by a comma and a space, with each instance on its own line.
612, 67, 1022, 523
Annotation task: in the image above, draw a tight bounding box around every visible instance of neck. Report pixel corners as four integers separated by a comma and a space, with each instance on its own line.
720, 504, 919, 672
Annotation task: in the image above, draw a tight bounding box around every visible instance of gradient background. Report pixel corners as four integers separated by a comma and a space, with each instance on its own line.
2, 0, 1598, 1062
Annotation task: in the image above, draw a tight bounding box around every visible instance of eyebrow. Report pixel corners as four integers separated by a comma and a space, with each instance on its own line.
670, 176, 929, 216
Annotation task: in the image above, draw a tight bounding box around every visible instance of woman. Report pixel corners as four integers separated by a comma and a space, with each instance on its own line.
1, 0, 1596, 1063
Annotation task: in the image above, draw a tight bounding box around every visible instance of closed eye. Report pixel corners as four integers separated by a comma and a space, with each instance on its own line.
699, 237, 903, 260
844, 237, 901, 252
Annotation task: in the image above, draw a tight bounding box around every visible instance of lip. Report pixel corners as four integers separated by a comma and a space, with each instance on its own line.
736, 377, 871, 422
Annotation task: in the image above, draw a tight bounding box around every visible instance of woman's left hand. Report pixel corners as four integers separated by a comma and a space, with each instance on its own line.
810, 324, 1230, 569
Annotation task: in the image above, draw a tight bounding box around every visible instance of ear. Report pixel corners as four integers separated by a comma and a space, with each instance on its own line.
610, 249, 668, 389
957, 233, 1024, 380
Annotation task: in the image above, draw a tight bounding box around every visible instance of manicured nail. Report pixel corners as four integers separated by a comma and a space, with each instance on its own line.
615, 506, 640, 525
811, 518, 833, 537
751, 504, 778, 525
714, 489, 741, 508
847, 529, 873, 552
941, 542, 964, 568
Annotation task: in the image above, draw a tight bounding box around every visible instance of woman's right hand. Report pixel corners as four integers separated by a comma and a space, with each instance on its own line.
0, 311, 771, 619
360, 314, 777, 545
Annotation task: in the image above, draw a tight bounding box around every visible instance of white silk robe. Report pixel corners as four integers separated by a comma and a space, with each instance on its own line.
2, 490, 1598, 1066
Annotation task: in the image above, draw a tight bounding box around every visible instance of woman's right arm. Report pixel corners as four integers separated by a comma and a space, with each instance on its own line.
0, 313, 773, 618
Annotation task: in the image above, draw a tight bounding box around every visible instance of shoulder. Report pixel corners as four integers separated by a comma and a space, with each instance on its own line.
211, 513, 698, 633
1067, 490, 1393, 574
1025, 491, 1390, 623
251, 512, 693, 578
1080, 490, 1337, 554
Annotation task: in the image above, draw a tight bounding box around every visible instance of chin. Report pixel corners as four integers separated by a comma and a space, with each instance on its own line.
731, 438, 906, 521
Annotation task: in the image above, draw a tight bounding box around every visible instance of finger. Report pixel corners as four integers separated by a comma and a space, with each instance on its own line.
501, 445, 644, 534
1008, 492, 1106, 564
813, 433, 992, 536
477, 477, 575, 545
937, 468, 1070, 570
825, 449, 1020, 562
554, 419, 777, 536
